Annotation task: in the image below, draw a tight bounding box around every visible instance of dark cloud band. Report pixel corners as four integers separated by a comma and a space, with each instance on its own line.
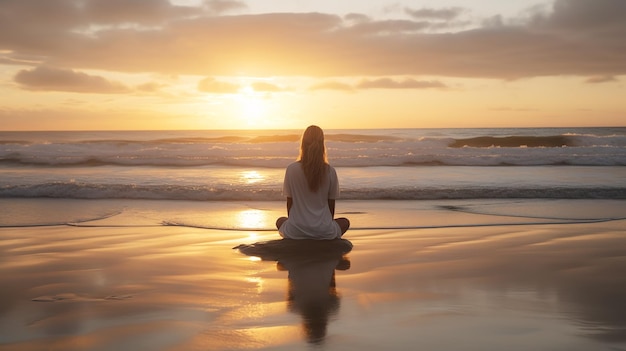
1, 0, 625, 79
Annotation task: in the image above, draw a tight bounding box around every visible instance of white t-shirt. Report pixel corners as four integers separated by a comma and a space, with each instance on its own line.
278, 162, 342, 239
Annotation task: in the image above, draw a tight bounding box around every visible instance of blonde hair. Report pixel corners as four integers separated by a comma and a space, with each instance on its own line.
297, 125, 328, 192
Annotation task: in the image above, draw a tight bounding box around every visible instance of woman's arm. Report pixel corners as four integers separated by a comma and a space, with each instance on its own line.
328, 199, 335, 217
286, 197, 293, 215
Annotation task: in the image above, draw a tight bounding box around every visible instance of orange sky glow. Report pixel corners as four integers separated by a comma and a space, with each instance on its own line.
1, 0, 625, 130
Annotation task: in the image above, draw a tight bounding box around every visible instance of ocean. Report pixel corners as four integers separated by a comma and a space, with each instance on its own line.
1, 127, 625, 203
1, 127, 625, 228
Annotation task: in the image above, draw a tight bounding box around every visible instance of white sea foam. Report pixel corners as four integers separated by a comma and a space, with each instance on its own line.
1, 166, 625, 201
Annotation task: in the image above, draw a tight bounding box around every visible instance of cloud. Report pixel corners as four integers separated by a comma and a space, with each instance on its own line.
310, 78, 446, 91
309, 81, 355, 92
345, 19, 431, 35
585, 75, 618, 84
356, 78, 446, 89
82, 0, 194, 25
0, 0, 245, 32
344, 13, 370, 24
0, 55, 37, 66
1, 0, 625, 79
14, 66, 131, 93
197, 77, 240, 93
251, 81, 285, 92
198, 79, 288, 93
136, 81, 167, 92
405, 7, 466, 21
533, 0, 626, 30
203, 0, 247, 15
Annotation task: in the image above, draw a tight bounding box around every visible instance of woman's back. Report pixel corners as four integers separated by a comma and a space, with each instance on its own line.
276, 125, 350, 239
279, 162, 341, 239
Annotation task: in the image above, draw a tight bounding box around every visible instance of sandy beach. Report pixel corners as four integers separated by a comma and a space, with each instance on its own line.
1, 199, 625, 350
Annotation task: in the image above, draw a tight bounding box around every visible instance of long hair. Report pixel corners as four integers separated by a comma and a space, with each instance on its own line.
297, 125, 328, 192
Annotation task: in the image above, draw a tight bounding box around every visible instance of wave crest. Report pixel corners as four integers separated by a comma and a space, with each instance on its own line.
449, 135, 573, 148
2, 183, 625, 201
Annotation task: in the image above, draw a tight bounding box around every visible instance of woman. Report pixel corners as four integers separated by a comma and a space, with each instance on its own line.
276, 125, 350, 239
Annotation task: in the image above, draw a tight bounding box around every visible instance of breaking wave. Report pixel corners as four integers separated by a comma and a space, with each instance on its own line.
1, 130, 625, 167
2, 182, 625, 201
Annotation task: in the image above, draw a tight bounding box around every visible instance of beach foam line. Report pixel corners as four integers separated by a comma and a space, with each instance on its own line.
4, 215, 624, 230
0, 223, 164, 228
32, 293, 134, 303
0, 223, 68, 228
160, 217, 626, 231
0, 209, 124, 228
436, 205, 621, 221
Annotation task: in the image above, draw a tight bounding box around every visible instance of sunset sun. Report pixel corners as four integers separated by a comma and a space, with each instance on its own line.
235, 85, 268, 127
1, 0, 623, 130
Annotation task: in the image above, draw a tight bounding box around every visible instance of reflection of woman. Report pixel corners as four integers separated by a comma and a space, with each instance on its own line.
276, 125, 350, 239
278, 255, 350, 344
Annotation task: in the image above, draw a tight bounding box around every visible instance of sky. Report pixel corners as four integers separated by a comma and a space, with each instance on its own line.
0, 0, 625, 130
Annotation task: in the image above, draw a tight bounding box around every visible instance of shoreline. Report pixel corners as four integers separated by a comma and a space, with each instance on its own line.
2, 198, 626, 228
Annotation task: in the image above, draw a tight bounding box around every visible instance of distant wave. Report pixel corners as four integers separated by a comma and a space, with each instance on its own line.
449, 133, 626, 148
0, 140, 32, 145
2, 154, 624, 168
121, 134, 302, 144
449, 135, 573, 148
0, 133, 404, 145
2, 183, 624, 201
0, 156, 294, 168
327, 134, 403, 143
2, 156, 624, 167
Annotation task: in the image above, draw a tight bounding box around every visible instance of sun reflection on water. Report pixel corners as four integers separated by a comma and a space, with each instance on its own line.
245, 276, 265, 294
237, 209, 267, 230
240, 170, 264, 184
247, 256, 261, 262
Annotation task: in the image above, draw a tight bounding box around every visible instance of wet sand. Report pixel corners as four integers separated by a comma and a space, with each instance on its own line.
1, 199, 625, 350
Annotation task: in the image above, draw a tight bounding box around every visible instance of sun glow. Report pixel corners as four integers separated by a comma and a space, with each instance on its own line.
236, 85, 269, 127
